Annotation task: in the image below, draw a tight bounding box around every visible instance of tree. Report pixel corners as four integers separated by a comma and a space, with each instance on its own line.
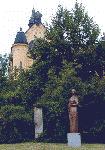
0, 2, 103, 143
0, 54, 8, 77
95, 37, 105, 78
31, 61, 84, 142
0, 105, 34, 143
27, 2, 105, 142
0, 54, 9, 90
29, 3, 100, 80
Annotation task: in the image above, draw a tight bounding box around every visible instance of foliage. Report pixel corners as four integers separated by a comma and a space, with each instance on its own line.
27, 2, 103, 142
29, 3, 100, 80
1, 2, 105, 143
36, 61, 84, 142
0, 105, 34, 143
0, 54, 9, 91
0, 54, 8, 77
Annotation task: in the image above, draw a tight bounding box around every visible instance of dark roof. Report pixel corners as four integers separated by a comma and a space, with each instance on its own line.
28, 8, 42, 28
14, 27, 28, 44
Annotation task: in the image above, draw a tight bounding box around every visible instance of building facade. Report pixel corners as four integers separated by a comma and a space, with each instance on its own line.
9, 8, 46, 75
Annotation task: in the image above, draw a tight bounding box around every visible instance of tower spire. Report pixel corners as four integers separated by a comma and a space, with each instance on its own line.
14, 28, 27, 44
28, 8, 42, 28
32, 7, 35, 16
20, 27, 22, 31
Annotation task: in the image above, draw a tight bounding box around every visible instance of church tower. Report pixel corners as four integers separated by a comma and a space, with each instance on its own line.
11, 27, 33, 73
25, 8, 46, 43
9, 8, 46, 76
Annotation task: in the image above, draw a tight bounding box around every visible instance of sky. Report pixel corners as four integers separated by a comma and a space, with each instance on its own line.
0, 0, 105, 54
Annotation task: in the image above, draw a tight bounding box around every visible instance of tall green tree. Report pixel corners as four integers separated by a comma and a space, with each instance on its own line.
29, 2, 100, 80
0, 54, 9, 93
95, 36, 105, 77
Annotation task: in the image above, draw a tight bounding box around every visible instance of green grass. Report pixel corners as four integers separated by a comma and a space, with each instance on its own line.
0, 142, 105, 150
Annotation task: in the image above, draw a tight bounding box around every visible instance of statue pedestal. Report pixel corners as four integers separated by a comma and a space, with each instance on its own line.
67, 133, 81, 148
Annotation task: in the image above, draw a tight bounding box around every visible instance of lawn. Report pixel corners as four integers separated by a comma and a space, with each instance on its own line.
0, 142, 105, 150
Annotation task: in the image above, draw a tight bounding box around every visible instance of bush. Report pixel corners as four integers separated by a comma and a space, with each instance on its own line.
0, 105, 34, 143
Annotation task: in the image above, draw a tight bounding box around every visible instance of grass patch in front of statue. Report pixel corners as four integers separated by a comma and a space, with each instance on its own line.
0, 142, 105, 150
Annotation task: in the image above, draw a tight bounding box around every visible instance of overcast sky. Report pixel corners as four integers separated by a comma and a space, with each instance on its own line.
0, 0, 105, 54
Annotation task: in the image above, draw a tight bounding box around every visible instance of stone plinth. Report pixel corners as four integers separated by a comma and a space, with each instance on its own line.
34, 107, 43, 139
67, 133, 81, 148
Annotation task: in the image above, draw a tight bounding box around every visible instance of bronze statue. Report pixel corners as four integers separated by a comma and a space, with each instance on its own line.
68, 89, 79, 133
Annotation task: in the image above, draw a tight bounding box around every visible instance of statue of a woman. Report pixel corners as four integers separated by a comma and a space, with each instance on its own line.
68, 89, 79, 133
